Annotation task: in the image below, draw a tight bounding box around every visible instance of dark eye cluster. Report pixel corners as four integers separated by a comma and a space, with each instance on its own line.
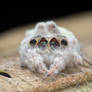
29, 37, 68, 48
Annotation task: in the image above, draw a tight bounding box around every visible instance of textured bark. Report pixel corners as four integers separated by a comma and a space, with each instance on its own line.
31, 72, 92, 92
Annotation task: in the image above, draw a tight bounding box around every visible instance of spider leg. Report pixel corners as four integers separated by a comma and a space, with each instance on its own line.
47, 56, 66, 76
20, 48, 48, 75
80, 52, 92, 66
26, 54, 48, 75
73, 52, 83, 65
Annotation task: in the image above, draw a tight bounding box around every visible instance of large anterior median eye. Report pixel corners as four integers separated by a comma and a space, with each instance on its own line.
38, 37, 48, 48
61, 39, 68, 46
29, 39, 37, 46
50, 38, 60, 48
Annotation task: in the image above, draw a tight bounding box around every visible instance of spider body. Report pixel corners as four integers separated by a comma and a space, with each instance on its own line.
19, 21, 83, 75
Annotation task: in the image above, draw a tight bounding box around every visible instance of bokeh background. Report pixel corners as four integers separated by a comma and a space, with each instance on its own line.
0, 8, 92, 33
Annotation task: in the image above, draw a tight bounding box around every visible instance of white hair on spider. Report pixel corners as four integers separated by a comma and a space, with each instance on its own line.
19, 21, 88, 76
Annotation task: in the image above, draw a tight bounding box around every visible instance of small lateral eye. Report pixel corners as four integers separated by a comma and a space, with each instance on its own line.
29, 39, 36, 46
61, 39, 68, 46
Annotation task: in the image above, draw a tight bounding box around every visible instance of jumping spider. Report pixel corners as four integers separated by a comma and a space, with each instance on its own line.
19, 21, 88, 76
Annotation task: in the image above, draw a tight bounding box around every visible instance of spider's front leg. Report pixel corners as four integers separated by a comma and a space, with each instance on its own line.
27, 53, 48, 75
47, 55, 67, 76
20, 49, 48, 75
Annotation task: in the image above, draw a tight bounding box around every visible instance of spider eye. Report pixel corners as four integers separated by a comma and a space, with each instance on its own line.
29, 39, 36, 46
61, 39, 68, 46
38, 37, 48, 48
50, 38, 60, 48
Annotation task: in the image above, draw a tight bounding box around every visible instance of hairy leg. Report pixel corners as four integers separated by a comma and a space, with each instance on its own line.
20, 48, 48, 75
47, 55, 67, 76
73, 52, 83, 65
26, 53, 48, 75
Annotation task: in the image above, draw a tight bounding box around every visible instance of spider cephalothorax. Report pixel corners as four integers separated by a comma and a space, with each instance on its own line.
19, 21, 84, 75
